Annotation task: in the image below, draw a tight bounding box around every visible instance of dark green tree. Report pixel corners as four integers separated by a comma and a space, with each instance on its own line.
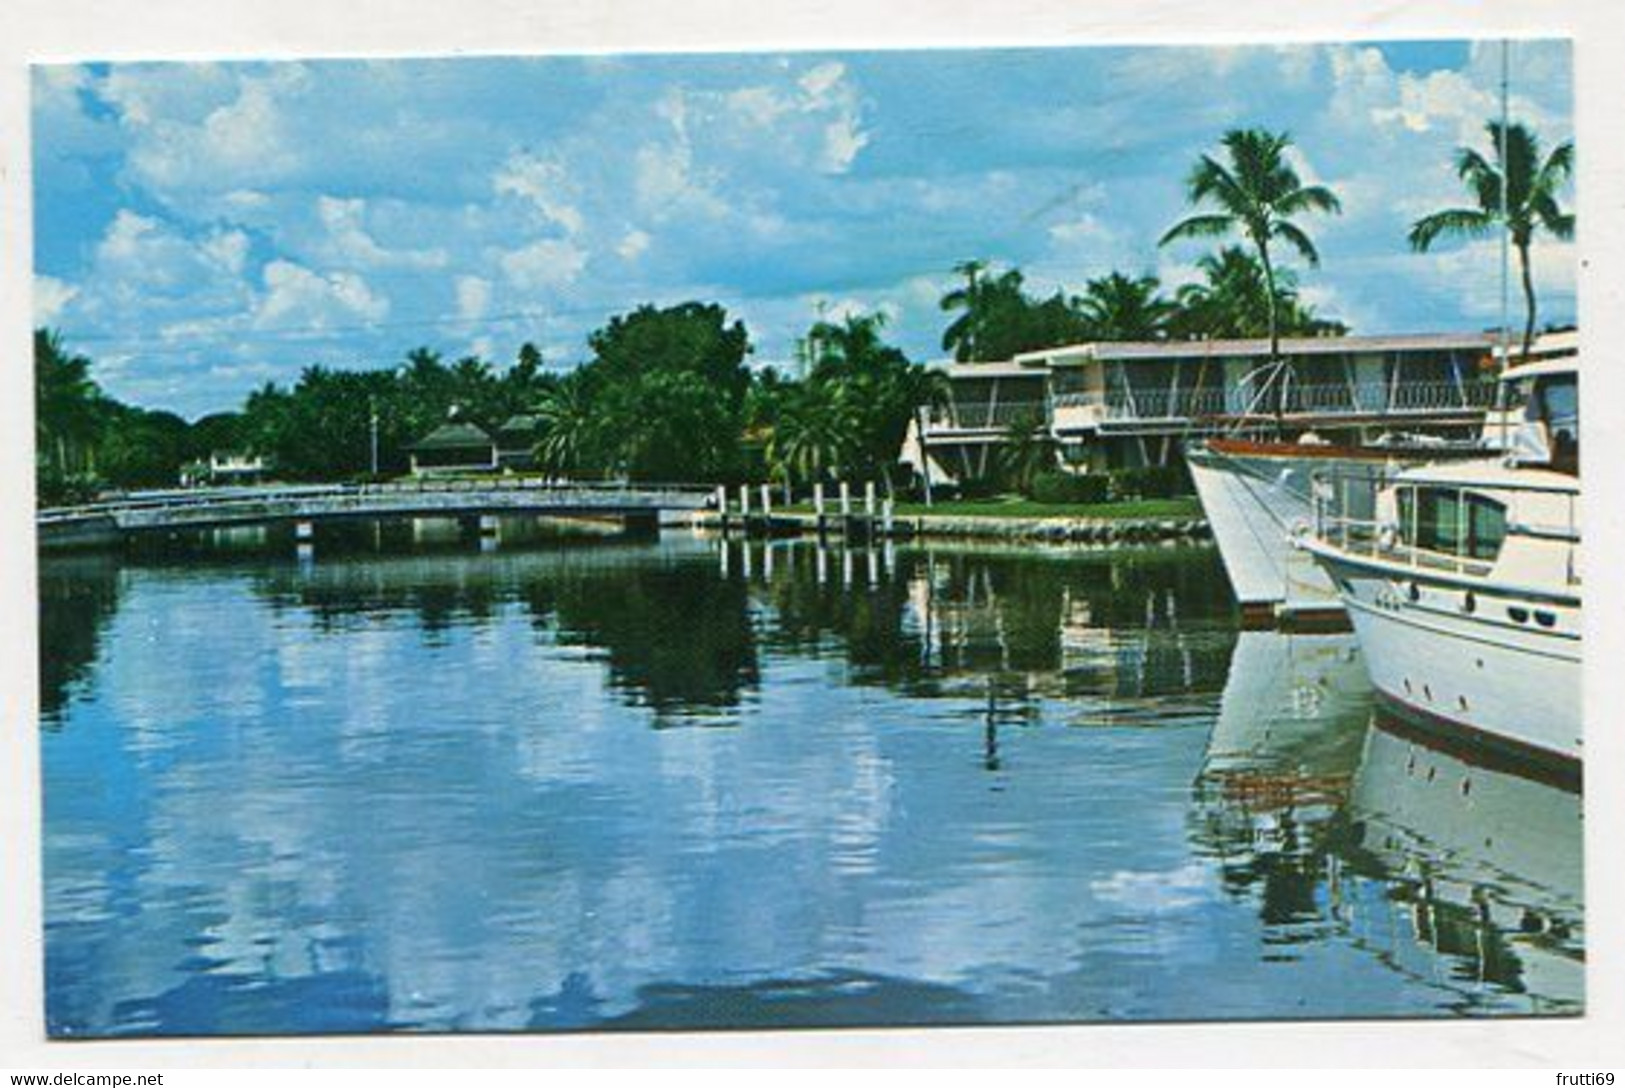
1077, 272, 1177, 341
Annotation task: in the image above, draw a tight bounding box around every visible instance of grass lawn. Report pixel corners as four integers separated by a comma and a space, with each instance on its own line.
783, 495, 1203, 520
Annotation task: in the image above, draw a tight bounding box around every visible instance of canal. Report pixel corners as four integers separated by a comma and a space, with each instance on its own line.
38, 529, 1584, 1036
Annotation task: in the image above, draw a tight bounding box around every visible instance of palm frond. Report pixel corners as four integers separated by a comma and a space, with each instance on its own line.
1158, 213, 1236, 247
1530, 193, 1575, 240
1407, 207, 1496, 252
1275, 184, 1343, 218
1271, 221, 1322, 267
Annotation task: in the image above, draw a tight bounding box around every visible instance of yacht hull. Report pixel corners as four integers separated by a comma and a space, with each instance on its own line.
1313, 549, 1581, 767
1185, 441, 1394, 619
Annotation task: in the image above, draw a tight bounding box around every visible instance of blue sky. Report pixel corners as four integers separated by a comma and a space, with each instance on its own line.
33, 39, 1574, 417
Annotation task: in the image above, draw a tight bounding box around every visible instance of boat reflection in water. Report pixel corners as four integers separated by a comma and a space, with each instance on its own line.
1192, 627, 1582, 1015
1346, 715, 1583, 1012
40, 528, 1581, 1035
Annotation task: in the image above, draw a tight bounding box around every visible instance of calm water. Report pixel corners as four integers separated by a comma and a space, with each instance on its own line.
39, 528, 1584, 1036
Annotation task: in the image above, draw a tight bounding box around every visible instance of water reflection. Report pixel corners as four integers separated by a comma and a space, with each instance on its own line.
1191, 629, 1583, 1014
39, 529, 1582, 1035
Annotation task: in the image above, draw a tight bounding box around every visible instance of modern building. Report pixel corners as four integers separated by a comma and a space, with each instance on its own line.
407, 421, 498, 475
901, 331, 1502, 483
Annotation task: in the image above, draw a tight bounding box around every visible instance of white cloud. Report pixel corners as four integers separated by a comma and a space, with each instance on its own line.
498, 238, 589, 291
726, 86, 792, 129
798, 62, 846, 105
255, 259, 388, 328
121, 67, 308, 196
35, 275, 80, 325
820, 116, 869, 174
315, 195, 448, 270
617, 230, 652, 261
200, 230, 251, 277
493, 155, 587, 236
92, 210, 253, 297
455, 275, 492, 320
1403, 237, 1577, 321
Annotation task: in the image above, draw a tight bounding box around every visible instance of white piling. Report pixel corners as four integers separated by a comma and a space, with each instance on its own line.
813, 483, 826, 517
882, 498, 895, 536
864, 482, 876, 516
760, 484, 773, 516
739, 484, 752, 515
839, 481, 852, 516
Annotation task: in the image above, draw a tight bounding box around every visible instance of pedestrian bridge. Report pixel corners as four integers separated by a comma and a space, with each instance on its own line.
38, 479, 717, 550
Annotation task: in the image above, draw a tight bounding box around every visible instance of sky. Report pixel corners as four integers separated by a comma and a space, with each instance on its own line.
31, 39, 1575, 418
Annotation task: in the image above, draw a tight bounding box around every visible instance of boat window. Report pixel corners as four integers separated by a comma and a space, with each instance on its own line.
1413, 487, 1463, 554
1533, 374, 1579, 457
1398, 487, 1506, 561
1466, 493, 1507, 560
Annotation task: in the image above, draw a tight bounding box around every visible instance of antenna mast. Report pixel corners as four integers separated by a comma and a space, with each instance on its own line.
1499, 39, 1512, 366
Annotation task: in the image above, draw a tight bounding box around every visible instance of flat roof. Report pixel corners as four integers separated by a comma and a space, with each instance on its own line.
940, 361, 1046, 379
1012, 331, 1498, 366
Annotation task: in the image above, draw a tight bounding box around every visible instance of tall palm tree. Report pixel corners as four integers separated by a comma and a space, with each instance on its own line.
1407, 120, 1574, 358
1159, 128, 1342, 362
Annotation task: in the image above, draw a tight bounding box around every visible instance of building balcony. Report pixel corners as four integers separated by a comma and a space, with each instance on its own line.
926, 400, 1051, 431
1048, 379, 1496, 429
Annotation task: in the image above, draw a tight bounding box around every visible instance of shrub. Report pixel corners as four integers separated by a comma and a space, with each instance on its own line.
1027, 471, 1110, 505
1108, 465, 1192, 501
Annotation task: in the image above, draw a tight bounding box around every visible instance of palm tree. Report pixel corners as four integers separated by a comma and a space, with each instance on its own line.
997, 412, 1060, 494
1172, 247, 1344, 340
939, 259, 989, 361
34, 329, 105, 476
1407, 120, 1574, 358
1159, 128, 1342, 362
1078, 272, 1177, 341
765, 381, 858, 487
533, 376, 598, 478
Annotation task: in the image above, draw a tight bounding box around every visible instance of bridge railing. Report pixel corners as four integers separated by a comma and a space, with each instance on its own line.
38, 478, 719, 523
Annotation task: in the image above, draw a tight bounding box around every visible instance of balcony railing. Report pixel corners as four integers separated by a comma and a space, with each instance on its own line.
929, 400, 1051, 430
1046, 380, 1495, 423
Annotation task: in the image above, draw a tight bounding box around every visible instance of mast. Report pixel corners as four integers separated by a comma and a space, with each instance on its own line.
1499, 39, 1511, 366
1497, 39, 1512, 451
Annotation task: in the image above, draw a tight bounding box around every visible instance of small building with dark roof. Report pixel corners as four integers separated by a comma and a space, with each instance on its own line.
407, 421, 497, 475
494, 414, 541, 470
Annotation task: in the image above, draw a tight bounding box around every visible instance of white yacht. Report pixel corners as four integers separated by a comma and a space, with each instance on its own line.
1299, 356, 1580, 766
1186, 331, 1575, 627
